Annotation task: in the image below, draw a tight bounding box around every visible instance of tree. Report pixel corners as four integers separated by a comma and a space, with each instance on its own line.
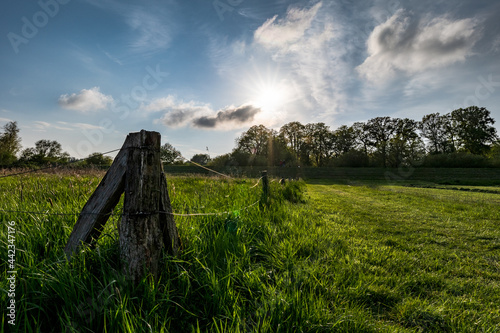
388, 118, 424, 167
304, 123, 334, 166
235, 125, 273, 157
332, 125, 356, 156
279, 121, 305, 160
83, 152, 113, 167
419, 113, 455, 154
190, 154, 211, 165
160, 143, 182, 164
450, 106, 498, 155
0, 121, 22, 165
19, 139, 69, 165
365, 117, 396, 167
351, 122, 371, 159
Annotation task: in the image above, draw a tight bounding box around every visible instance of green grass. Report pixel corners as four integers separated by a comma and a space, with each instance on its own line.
1, 171, 499, 332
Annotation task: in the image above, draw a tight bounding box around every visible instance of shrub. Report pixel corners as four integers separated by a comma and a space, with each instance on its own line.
422, 152, 488, 168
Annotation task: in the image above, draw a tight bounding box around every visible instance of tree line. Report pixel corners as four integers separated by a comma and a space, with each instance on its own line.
205, 106, 499, 168
0, 122, 113, 168
1, 106, 498, 169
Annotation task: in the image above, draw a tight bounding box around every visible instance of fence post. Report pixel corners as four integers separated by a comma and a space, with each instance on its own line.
65, 130, 180, 284
119, 130, 163, 284
260, 170, 269, 206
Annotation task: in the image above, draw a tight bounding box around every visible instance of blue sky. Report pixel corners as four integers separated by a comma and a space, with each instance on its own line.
1, 0, 500, 159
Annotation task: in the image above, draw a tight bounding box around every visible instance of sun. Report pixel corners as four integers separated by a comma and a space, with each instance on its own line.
235, 63, 299, 125
254, 82, 290, 112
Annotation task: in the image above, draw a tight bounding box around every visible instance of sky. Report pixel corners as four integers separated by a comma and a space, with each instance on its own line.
1, 0, 500, 159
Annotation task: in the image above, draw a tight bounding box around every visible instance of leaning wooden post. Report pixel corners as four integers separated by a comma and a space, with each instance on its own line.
260, 170, 269, 207
159, 173, 181, 255
64, 135, 131, 257
119, 130, 164, 284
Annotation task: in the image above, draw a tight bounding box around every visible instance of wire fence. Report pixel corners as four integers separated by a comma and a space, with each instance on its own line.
0, 147, 264, 218
0, 201, 260, 218
0, 148, 122, 179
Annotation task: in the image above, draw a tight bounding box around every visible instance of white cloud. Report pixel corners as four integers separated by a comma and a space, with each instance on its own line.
84, 0, 175, 54
357, 9, 482, 81
125, 9, 173, 53
254, 2, 322, 50
252, 2, 349, 119
58, 87, 114, 112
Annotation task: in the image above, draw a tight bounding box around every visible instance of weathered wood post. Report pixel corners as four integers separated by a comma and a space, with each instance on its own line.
260, 170, 269, 207
65, 130, 180, 284
64, 135, 132, 256
119, 131, 163, 283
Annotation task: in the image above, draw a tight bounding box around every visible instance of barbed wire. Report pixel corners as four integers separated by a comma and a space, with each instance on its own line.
0, 146, 264, 218
0, 146, 237, 180
0, 199, 260, 218
178, 155, 233, 179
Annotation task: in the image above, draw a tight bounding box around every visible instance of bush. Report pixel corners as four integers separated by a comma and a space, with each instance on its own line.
273, 179, 307, 204
422, 152, 488, 168
330, 150, 369, 167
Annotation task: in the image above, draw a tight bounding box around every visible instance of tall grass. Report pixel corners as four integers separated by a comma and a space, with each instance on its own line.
1, 172, 499, 332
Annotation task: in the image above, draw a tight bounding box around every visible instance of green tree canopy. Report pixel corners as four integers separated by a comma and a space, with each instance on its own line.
160, 142, 182, 164
365, 117, 396, 167
0, 121, 22, 165
19, 139, 69, 165
451, 106, 498, 155
190, 154, 211, 165
235, 124, 273, 156
279, 121, 305, 159
83, 152, 113, 167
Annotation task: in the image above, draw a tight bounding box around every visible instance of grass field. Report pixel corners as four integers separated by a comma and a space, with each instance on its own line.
1, 170, 499, 332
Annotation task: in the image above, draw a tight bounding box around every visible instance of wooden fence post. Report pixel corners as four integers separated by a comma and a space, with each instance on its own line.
119, 130, 163, 283
260, 170, 269, 206
65, 130, 180, 285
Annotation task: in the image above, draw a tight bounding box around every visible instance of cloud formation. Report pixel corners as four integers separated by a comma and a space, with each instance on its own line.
125, 8, 173, 53
147, 96, 261, 129
357, 9, 482, 81
193, 105, 261, 128
58, 87, 114, 112
252, 1, 349, 119
84, 0, 175, 54
254, 2, 322, 51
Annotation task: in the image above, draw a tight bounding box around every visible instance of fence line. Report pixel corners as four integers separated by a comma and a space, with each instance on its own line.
0, 200, 260, 218
0, 148, 237, 180
0, 146, 265, 218
0, 148, 123, 179
179, 155, 233, 179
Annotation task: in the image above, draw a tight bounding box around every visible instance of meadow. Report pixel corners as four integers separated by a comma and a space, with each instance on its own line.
0, 169, 499, 332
